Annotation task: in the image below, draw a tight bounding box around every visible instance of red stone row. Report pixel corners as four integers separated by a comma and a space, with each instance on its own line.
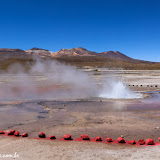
0, 130, 159, 146
0, 130, 28, 137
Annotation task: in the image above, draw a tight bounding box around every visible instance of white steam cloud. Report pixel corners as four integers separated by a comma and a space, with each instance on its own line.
99, 78, 142, 99
0, 59, 97, 101
0, 59, 142, 101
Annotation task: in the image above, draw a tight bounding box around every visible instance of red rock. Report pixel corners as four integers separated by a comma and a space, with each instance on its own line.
7, 130, 16, 135
106, 137, 113, 142
0, 131, 5, 134
38, 132, 46, 138
21, 133, 28, 137
14, 131, 20, 136
117, 137, 125, 143
145, 139, 154, 145
49, 135, 56, 140
81, 135, 90, 140
138, 139, 145, 145
95, 137, 102, 141
63, 134, 72, 140
128, 140, 136, 145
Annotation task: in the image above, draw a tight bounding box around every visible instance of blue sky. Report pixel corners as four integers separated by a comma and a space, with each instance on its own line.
0, 0, 160, 61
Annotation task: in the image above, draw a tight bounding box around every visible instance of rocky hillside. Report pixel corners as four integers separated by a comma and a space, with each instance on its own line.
24, 47, 139, 62
26, 48, 53, 57
0, 47, 160, 70
0, 47, 143, 62
0, 48, 30, 59
54, 47, 97, 56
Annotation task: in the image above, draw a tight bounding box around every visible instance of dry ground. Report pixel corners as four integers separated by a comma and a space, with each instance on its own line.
0, 137, 160, 160
0, 70, 160, 159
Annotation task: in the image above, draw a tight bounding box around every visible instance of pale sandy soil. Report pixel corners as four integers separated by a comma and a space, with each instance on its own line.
0, 137, 160, 160
89, 69, 160, 88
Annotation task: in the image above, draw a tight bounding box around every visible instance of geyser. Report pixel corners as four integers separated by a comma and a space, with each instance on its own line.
99, 78, 142, 99
0, 58, 142, 101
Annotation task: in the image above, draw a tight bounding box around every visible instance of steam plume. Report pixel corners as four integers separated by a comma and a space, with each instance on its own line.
0, 58, 142, 101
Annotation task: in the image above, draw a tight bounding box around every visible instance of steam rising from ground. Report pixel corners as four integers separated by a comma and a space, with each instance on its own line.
0, 59, 96, 101
0, 59, 142, 101
99, 78, 142, 99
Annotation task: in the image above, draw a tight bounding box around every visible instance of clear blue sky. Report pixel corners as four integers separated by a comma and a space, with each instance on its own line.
0, 0, 160, 61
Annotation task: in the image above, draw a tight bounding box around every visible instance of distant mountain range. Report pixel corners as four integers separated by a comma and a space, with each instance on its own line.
0, 47, 143, 61
26, 47, 135, 61
0, 47, 160, 69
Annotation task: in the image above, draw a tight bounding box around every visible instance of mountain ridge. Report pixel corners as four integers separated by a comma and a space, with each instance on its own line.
24, 47, 142, 62
0, 47, 158, 63
0, 47, 160, 70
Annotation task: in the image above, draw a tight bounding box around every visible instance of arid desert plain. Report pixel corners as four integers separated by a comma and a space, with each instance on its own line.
0, 69, 160, 160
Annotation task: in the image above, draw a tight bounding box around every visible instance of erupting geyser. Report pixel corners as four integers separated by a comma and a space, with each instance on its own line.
99, 78, 142, 99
